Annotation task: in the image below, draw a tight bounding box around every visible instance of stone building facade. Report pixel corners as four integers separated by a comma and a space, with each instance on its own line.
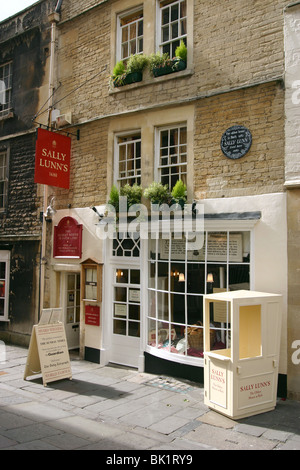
2, 0, 300, 400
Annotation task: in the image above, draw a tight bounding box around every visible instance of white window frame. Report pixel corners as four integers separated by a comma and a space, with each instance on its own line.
114, 131, 142, 187
145, 224, 255, 367
116, 7, 144, 62
156, 0, 187, 57
0, 62, 12, 118
0, 250, 10, 322
155, 124, 187, 189
113, 266, 141, 338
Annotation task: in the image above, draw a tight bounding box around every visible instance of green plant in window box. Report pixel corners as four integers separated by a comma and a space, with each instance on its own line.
107, 184, 120, 212
120, 183, 143, 210
149, 43, 187, 78
112, 54, 148, 87
111, 60, 126, 87
126, 54, 149, 72
175, 40, 187, 63
143, 181, 171, 206
171, 179, 187, 209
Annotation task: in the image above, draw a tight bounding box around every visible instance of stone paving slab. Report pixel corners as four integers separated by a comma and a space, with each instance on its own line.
0, 345, 300, 451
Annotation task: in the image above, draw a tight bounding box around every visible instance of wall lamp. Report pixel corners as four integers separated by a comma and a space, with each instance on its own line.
91, 206, 104, 222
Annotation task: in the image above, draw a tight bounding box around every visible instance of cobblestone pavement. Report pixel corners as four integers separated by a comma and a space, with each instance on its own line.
0, 345, 299, 451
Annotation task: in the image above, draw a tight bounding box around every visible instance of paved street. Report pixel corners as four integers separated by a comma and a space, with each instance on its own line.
0, 345, 299, 451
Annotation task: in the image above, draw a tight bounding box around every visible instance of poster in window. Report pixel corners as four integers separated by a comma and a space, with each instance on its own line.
160, 233, 243, 262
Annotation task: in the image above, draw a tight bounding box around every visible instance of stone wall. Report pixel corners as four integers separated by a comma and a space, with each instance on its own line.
54, 0, 290, 124
0, 134, 41, 236
194, 81, 285, 199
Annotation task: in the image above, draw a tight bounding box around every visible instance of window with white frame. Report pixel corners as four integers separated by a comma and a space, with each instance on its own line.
117, 8, 143, 62
156, 124, 187, 190
0, 62, 12, 118
115, 132, 141, 187
158, 0, 187, 58
147, 231, 251, 362
0, 251, 10, 321
0, 150, 8, 210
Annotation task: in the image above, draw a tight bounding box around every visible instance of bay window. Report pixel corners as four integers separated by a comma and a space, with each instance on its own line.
147, 231, 251, 362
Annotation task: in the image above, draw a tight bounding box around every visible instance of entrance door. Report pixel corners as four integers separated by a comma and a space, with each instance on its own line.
111, 267, 141, 367
64, 273, 80, 349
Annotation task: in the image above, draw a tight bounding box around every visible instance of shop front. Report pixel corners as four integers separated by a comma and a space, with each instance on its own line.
49, 192, 287, 394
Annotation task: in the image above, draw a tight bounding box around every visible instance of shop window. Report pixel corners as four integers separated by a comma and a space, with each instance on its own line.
0, 150, 8, 210
117, 8, 143, 62
115, 132, 141, 187
156, 124, 187, 190
147, 231, 251, 362
158, 0, 187, 58
0, 62, 12, 118
0, 251, 10, 321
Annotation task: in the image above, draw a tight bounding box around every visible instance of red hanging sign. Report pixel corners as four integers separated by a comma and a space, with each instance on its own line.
34, 128, 71, 189
53, 216, 82, 258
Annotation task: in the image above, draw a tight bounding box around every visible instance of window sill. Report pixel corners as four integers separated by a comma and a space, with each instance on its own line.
109, 67, 194, 95
146, 344, 204, 368
0, 111, 14, 121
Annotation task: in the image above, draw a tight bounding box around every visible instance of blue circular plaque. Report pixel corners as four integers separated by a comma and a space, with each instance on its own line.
221, 125, 252, 159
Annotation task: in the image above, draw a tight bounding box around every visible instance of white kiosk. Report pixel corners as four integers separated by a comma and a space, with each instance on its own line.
203, 290, 282, 420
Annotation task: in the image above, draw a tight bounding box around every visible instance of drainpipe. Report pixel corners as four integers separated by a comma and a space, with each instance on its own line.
39, 5, 62, 318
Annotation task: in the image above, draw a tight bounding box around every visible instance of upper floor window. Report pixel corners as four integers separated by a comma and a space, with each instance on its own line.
117, 8, 144, 62
115, 132, 141, 187
156, 124, 187, 189
0, 62, 12, 118
0, 150, 8, 210
158, 0, 187, 58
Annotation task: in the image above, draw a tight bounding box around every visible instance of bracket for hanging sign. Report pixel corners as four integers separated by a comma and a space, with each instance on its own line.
33, 121, 80, 141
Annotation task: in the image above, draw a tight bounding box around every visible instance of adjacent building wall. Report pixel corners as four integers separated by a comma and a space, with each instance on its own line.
0, 0, 56, 345
284, 3, 300, 400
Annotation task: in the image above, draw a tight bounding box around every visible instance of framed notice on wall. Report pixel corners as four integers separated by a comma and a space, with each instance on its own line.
81, 258, 103, 302
53, 217, 83, 258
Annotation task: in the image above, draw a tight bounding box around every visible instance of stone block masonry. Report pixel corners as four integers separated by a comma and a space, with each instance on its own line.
193, 81, 285, 199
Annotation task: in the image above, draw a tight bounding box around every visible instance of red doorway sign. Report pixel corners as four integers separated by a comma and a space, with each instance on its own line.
34, 128, 71, 189
53, 217, 82, 258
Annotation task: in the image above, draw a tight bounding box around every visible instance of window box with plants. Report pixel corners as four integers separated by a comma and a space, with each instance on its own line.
143, 180, 187, 213
149, 41, 187, 78
143, 181, 171, 207
111, 54, 149, 87
107, 183, 143, 217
